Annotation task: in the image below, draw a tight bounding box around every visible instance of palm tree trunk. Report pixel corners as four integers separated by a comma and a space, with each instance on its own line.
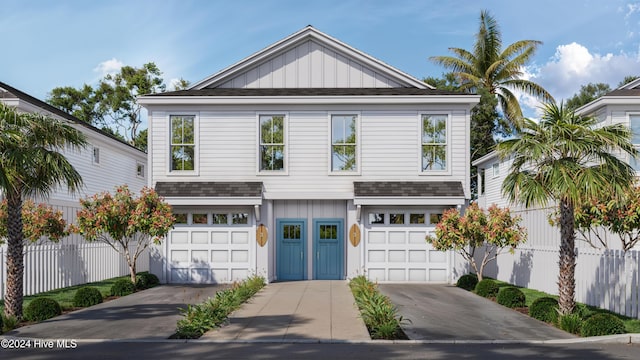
558, 199, 577, 315
4, 191, 25, 319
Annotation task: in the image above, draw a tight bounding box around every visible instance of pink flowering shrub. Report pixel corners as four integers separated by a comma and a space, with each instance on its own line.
0, 200, 68, 243
426, 203, 526, 281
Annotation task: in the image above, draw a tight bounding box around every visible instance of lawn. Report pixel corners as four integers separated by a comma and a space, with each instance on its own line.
0, 273, 138, 313
490, 278, 640, 333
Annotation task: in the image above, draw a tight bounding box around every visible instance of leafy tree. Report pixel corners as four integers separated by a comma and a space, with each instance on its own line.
565, 83, 611, 111
430, 10, 553, 131
47, 62, 167, 150
618, 75, 639, 88
134, 128, 148, 152
172, 78, 191, 91
574, 185, 640, 251
0, 102, 86, 319
73, 185, 175, 283
0, 200, 68, 243
423, 72, 459, 91
426, 203, 526, 281
497, 102, 636, 315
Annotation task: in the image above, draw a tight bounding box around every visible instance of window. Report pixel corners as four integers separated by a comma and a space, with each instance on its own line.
192, 213, 208, 225
136, 163, 145, 178
170, 115, 195, 171
369, 213, 385, 225
422, 115, 447, 171
259, 115, 285, 171
331, 115, 357, 171
92, 147, 100, 164
492, 163, 500, 178
390, 213, 405, 225
174, 213, 187, 224
480, 168, 486, 195
213, 213, 228, 225
631, 115, 640, 145
232, 213, 249, 224
429, 213, 443, 225
410, 213, 426, 224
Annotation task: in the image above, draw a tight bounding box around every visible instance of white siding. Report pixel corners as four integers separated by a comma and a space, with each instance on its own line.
149, 105, 470, 199
216, 40, 402, 89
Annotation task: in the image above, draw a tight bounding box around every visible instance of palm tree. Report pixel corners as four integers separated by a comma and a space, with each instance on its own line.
430, 10, 554, 130
496, 102, 636, 315
0, 103, 87, 319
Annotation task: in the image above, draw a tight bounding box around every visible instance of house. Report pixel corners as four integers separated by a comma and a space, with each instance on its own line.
139, 26, 479, 284
0, 81, 148, 242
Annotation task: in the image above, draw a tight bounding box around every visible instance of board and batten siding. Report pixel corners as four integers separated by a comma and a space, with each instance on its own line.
150, 105, 470, 198
216, 40, 402, 89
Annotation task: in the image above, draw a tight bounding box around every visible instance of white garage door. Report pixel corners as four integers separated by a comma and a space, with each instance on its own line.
364, 210, 450, 282
167, 211, 254, 284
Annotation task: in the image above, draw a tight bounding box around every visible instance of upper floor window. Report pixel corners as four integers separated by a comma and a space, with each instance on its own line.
421, 114, 447, 171
92, 147, 100, 164
331, 115, 357, 172
492, 163, 500, 178
136, 162, 145, 178
170, 115, 195, 171
259, 115, 285, 171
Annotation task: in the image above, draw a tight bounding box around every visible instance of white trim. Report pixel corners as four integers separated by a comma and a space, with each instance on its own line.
419, 112, 451, 176
256, 112, 289, 175
165, 197, 263, 206
262, 191, 354, 199
138, 95, 480, 106
328, 112, 361, 175
472, 150, 498, 167
576, 96, 640, 115
492, 162, 500, 178
189, 26, 431, 90
166, 113, 199, 176
354, 197, 466, 206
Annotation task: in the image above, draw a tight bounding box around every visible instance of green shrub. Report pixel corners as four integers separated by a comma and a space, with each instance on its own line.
581, 313, 626, 337
23, 297, 62, 322
456, 274, 478, 291
529, 297, 559, 323
349, 276, 405, 340
73, 286, 103, 307
136, 272, 160, 289
559, 313, 582, 335
0, 312, 3, 334
496, 287, 526, 308
110, 278, 136, 296
475, 279, 499, 298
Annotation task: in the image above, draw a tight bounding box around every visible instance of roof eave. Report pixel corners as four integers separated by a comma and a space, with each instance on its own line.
575, 96, 640, 115
138, 95, 480, 106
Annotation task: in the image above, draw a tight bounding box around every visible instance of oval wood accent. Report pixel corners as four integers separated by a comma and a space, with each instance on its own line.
349, 223, 361, 247
256, 224, 268, 247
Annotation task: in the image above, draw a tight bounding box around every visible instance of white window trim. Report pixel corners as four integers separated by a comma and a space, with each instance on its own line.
166, 113, 199, 176
492, 163, 500, 178
136, 162, 146, 179
256, 112, 289, 175
328, 112, 361, 175
92, 147, 100, 165
418, 112, 451, 176
172, 210, 252, 226
366, 209, 445, 226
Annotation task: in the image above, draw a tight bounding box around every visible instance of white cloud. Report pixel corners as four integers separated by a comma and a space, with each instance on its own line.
626, 2, 640, 18
529, 42, 640, 102
93, 58, 124, 77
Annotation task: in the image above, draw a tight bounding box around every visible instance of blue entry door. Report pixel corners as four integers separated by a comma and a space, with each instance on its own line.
277, 219, 306, 281
313, 219, 344, 280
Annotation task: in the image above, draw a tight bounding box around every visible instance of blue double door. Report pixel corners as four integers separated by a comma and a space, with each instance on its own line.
276, 218, 344, 280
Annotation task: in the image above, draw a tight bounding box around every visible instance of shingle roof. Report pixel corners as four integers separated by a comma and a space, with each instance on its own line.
354, 181, 465, 197
155, 182, 263, 197
603, 88, 640, 97
147, 87, 467, 97
0, 81, 143, 153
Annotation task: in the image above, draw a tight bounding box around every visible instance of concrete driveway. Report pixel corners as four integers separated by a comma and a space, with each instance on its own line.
378, 284, 575, 341
6, 284, 223, 339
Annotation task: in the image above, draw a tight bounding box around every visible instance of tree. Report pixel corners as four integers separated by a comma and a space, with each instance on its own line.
0, 200, 68, 243
565, 83, 611, 111
423, 72, 459, 91
426, 203, 526, 281
618, 75, 639, 88
497, 102, 636, 315
0, 102, 86, 319
47, 62, 167, 150
574, 185, 640, 251
74, 186, 174, 283
430, 10, 553, 131
134, 128, 148, 152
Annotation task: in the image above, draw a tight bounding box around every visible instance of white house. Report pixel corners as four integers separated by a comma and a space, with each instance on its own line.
0, 81, 147, 242
139, 26, 479, 284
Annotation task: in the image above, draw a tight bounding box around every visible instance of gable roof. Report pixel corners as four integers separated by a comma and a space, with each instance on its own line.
354, 181, 465, 197
190, 26, 432, 90
0, 81, 144, 154
151, 87, 463, 97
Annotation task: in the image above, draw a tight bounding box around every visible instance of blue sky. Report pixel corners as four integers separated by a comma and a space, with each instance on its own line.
2, 0, 640, 117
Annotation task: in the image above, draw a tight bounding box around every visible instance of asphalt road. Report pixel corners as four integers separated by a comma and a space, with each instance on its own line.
0, 341, 638, 360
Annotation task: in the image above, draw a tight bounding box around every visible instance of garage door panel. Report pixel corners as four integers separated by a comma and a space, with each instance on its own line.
191, 231, 209, 244
368, 232, 386, 244
171, 232, 189, 244
409, 269, 427, 281
212, 232, 229, 244
368, 268, 386, 282
388, 269, 405, 281
389, 232, 405, 244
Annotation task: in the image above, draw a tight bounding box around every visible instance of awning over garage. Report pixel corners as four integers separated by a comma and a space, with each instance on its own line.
353, 181, 466, 206
155, 181, 263, 206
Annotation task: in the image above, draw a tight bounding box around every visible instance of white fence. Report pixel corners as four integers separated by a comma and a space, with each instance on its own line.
480, 245, 640, 319
0, 243, 149, 300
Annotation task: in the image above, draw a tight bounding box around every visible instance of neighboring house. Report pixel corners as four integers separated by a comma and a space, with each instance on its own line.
139, 26, 479, 284
0, 81, 147, 242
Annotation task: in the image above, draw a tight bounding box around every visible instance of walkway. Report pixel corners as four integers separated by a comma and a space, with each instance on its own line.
201, 280, 370, 341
